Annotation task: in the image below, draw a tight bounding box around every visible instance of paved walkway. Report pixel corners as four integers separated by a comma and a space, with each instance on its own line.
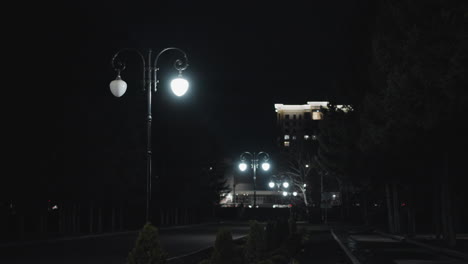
330, 223, 468, 264
295, 224, 351, 264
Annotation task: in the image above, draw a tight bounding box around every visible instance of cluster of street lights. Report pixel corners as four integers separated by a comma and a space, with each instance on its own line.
268, 175, 300, 198
236, 152, 306, 209
109, 47, 190, 223
238, 152, 270, 208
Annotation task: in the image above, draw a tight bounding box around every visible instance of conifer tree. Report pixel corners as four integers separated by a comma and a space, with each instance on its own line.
127, 222, 167, 264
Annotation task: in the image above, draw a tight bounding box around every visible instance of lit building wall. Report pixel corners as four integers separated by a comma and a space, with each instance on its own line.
274, 101, 329, 149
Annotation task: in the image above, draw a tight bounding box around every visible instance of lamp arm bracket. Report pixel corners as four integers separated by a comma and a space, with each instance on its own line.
110, 48, 146, 72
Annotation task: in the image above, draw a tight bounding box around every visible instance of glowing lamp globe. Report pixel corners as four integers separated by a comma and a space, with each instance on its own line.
110, 76, 127, 97
171, 77, 189, 96
239, 162, 248, 171
261, 162, 270, 171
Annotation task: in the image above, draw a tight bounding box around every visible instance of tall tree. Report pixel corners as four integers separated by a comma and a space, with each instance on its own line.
360, 0, 468, 244
315, 104, 360, 219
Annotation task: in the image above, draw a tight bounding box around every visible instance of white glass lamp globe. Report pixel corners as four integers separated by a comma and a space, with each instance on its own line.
283, 191, 288, 197
170, 77, 189, 96
110, 77, 127, 97
239, 162, 248, 171
261, 162, 270, 171
293, 192, 298, 196
283, 182, 289, 188
268, 182, 275, 188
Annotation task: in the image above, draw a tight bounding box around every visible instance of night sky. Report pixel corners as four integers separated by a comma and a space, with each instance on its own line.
6, 1, 373, 200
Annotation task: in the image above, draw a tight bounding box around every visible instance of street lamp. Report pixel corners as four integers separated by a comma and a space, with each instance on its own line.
109, 48, 189, 224
268, 175, 289, 190
269, 175, 289, 208
238, 151, 270, 208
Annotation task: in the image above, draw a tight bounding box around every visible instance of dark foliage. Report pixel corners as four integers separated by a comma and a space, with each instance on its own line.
127, 222, 167, 264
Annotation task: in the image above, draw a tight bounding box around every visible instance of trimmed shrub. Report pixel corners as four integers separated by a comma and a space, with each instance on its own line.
264, 220, 277, 251
275, 218, 289, 244
269, 254, 288, 264
299, 227, 311, 244
127, 222, 167, 264
288, 216, 297, 236
270, 247, 290, 259
257, 260, 274, 264
210, 228, 242, 264
244, 220, 266, 263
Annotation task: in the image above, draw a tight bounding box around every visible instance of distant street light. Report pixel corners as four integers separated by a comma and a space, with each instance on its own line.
268, 175, 290, 194
238, 151, 270, 208
239, 162, 248, 172
261, 162, 271, 171
110, 48, 189, 224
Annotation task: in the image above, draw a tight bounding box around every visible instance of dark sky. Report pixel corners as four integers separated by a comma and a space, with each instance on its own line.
5, 1, 373, 199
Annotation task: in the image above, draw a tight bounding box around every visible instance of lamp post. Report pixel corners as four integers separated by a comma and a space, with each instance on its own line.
238, 152, 270, 208
268, 175, 289, 191
109, 48, 189, 224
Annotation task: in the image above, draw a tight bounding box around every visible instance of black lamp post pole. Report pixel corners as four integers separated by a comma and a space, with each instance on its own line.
111, 48, 188, 224
252, 153, 258, 208
240, 151, 269, 208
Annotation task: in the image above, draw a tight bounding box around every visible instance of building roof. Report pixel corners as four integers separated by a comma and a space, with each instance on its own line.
274, 101, 329, 112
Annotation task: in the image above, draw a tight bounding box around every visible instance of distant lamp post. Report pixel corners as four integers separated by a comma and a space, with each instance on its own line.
268, 175, 289, 190
110, 48, 189, 224
268, 175, 290, 193
238, 151, 270, 208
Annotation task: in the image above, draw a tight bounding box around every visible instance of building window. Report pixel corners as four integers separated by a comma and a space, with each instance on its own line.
284, 135, 290, 140
284, 141, 290, 147
312, 111, 323, 120
304, 112, 311, 120
304, 135, 310, 140
293, 114, 296, 119
299, 115, 302, 120
312, 135, 317, 140
292, 136, 296, 140
285, 114, 290, 119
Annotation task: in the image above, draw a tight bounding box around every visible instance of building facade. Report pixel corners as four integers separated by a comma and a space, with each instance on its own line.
219, 101, 342, 208
274, 101, 330, 149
